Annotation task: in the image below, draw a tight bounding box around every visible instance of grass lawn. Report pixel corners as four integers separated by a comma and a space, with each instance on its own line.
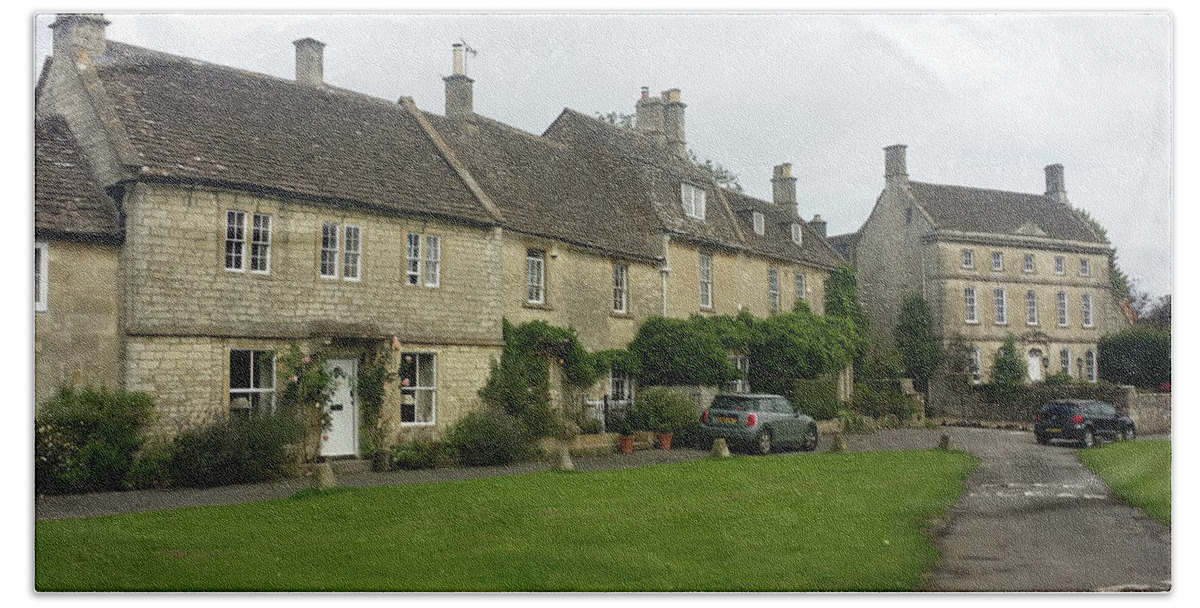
36, 450, 976, 592
1079, 439, 1171, 526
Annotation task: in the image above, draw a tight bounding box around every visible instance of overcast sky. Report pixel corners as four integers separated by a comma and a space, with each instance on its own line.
34, 12, 1173, 298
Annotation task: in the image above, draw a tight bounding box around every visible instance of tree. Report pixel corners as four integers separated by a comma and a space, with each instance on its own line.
594, 111, 635, 130
893, 294, 944, 393
1141, 294, 1171, 329
1071, 206, 1131, 297
990, 334, 1026, 387
687, 149, 743, 192
747, 305, 865, 396
823, 265, 869, 373
1098, 326, 1170, 388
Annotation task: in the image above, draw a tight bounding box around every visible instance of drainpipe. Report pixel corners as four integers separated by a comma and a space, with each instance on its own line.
659, 234, 671, 316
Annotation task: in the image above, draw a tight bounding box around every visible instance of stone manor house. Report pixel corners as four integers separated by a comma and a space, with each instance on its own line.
34, 15, 844, 456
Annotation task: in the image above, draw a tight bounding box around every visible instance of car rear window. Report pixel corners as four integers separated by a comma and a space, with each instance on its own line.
711, 396, 762, 412
1040, 402, 1080, 415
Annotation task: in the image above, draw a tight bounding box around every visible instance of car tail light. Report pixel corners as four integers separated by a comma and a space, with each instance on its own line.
1035, 414, 1041, 422
700, 411, 708, 424
1072, 414, 1084, 424
746, 413, 757, 427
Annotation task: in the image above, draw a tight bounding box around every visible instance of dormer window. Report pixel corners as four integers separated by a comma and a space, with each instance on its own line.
753, 212, 765, 235
791, 223, 803, 245
681, 183, 706, 220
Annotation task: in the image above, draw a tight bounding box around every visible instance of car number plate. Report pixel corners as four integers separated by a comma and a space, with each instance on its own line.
1046, 428, 1061, 433
715, 416, 737, 424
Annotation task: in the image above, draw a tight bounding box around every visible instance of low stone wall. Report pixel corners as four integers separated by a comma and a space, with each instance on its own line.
1111, 387, 1171, 435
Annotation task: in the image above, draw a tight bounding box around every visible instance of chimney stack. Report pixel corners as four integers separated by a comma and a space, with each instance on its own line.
772, 163, 797, 207
884, 144, 908, 185
661, 88, 687, 160
635, 86, 665, 144
810, 214, 827, 238
50, 13, 109, 61
293, 38, 325, 87
444, 43, 474, 120
1045, 163, 1068, 205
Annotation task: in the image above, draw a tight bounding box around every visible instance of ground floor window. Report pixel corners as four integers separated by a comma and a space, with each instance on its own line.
229, 349, 276, 416
1060, 348, 1072, 376
399, 352, 436, 424
609, 369, 634, 404
727, 354, 750, 393
969, 347, 982, 384
1085, 350, 1097, 382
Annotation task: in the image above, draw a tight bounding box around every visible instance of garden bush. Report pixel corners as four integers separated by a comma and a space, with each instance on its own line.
1098, 326, 1171, 389
168, 413, 300, 488
629, 317, 736, 387
850, 382, 915, 420
792, 378, 839, 421
447, 409, 531, 466
390, 439, 448, 470
35, 386, 156, 495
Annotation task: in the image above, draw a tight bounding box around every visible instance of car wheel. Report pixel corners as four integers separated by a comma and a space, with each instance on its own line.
1122, 425, 1136, 441
1080, 428, 1095, 449
1036, 433, 1049, 445
802, 425, 818, 452
757, 430, 773, 455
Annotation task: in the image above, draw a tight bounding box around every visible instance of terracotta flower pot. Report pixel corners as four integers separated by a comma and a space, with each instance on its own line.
619, 435, 635, 454
656, 432, 673, 451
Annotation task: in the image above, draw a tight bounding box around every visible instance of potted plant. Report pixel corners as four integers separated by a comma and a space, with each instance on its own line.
608, 413, 635, 454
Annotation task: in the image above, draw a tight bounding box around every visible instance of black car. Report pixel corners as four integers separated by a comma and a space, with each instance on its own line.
1034, 399, 1135, 447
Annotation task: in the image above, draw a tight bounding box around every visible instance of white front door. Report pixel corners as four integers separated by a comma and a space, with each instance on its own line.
322, 358, 358, 457
1027, 349, 1044, 382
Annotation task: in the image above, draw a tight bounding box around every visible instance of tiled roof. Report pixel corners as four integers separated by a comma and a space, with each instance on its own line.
826, 232, 859, 259
908, 181, 1102, 243
723, 190, 845, 268
35, 115, 121, 240
89, 41, 494, 225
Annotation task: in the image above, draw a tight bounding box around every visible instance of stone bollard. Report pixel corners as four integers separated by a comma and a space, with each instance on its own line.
312, 461, 337, 489
710, 438, 731, 458
556, 446, 576, 471
829, 431, 848, 452
938, 433, 953, 451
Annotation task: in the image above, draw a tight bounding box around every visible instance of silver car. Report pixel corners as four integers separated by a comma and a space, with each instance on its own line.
700, 393, 819, 455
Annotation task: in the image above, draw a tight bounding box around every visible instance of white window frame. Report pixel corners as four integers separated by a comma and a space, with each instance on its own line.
609, 368, 634, 404
35, 241, 48, 312
1024, 253, 1035, 273
1082, 293, 1094, 327
225, 210, 247, 272
768, 267, 780, 314
249, 213, 271, 274
794, 272, 806, 302
1085, 350, 1097, 382
406, 233, 422, 285
424, 235, 441, 287
320, 222, 340, 279
964, 287, 978, 324
962, 249, 974, 269
992, 251, 1004, 271
612, 263, 628, 313
229, 348, 276, 415
699, 253, 713, 309
1060, 348, 1072, 376
1026, 290, 1038, 325
343, 225, 362, 281
994, 288, 1007, 325
399, 352, 437, 426
681, 182, 706, 220
753, 212, 765, 236
1054, 255, 1065, 275
791, 223, 802, 245
970, 348, 982, 384
527, 249, 545, 304
727, 354, 750, 393
1079, 258, 1091, 277
1057, 291, 1069, 326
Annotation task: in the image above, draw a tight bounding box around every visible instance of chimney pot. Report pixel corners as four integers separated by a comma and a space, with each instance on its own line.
884, 144, 908, 184
444, 44, 475, 120
50, 13, 109, 60
771, 163, 797, 207
293, 38, 326, 87
640, 86, 650, 99
452, 43, 465, 76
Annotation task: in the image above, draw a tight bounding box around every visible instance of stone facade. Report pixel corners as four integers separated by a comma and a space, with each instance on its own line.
664, 241, 828, 319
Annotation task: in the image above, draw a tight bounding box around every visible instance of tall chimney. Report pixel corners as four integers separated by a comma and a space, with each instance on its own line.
661, 88, 687, 160
810, 214, 827, 238
443, 43, 474, 120
50, 13, 109, 61
293, 38, 325, 87
772, 163, 797, 207
635, 86, 665, 144
1045, 163, 1068, 205
884, 144, 908, 185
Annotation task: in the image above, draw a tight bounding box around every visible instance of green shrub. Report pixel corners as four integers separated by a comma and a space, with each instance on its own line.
893, 294, 944, 393
792, 378, 839, 421
447, 409, 531, 467
851, 382, 915, 420
168, 413, 300, 488
390, 439, 447, 470
607, 412, 634, 436
126, 440, 173, 490
748, 306, 864, 396
634, 388, 698, 434
990, 334, 1026, 387
1098, 326, 1171, 389
837, 409, 866, 433
629, 317, 736, 387
34, 386, 156, 495
577, 417, 604, 435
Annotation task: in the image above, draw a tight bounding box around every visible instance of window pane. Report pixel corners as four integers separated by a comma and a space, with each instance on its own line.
416, 353, 435, 387
321, 222, 339, 277
795, 273, 805, 301
527, 250, 544, 303
415, 389, 435, 423
425, 235, 440, 286
250, 214, 270, 272
254, 351, 275, 390
229, 350, 252, 389
406, 233, 421, 285
225, 211, 245, 270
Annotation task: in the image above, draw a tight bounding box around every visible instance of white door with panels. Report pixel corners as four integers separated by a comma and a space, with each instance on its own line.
322, 358, 358, 457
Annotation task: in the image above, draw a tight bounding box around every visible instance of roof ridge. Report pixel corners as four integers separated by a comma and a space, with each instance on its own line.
910, 179, 1049, 200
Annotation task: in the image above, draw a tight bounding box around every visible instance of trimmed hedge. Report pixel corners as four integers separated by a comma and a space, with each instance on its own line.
168, 413, 300, 488
1098, 326, 1171, 389
792, 378, 839, 421
629, 317, 736, 387
850, 382, 915, 420
446, 409, 532, 467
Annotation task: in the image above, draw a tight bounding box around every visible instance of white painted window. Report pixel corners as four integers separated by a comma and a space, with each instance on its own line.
1024, 253, 1035, 273
609, 369, 634, 404
964, 287, 978, 323
681, 183, 706, 220
250, 214, 271, 273
962, 249, 974, 269
320, 222, 339, 278
699, 253, 713, 308
990, 288, 1005, 324
406, 233, 421, 285
727, 354, 750, 393
612, 263, 628, 313
1057, 291, 1069, 326
1082, 293, 1094, 327
791, 223, 802, 245
424, 235, 441, 287
768, 267, 780, 314
795, 272, 806, 302
753, 212, 765, 236
399, 352, 437, 425
229, 349, 275, 416
527, 249, 545, 304
992, 251, 1004, 271
1054, 255, 1065, 275
35, 241, 48, 312
225, 210, 246, 271
1085, 350, 1096, 382
1060, 348, 1072, 376
1026, 290, 1038, 325
1079, 258, 1091, 277
970, 348, 982, 384
343, 225, 361, 280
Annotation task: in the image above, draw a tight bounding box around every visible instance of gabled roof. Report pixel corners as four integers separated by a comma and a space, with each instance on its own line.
723, 190, 845, 268
908, 181, 1102, 243
35, 115, 121, 241
81, 41, 495, 225
826, 232, 859, 259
